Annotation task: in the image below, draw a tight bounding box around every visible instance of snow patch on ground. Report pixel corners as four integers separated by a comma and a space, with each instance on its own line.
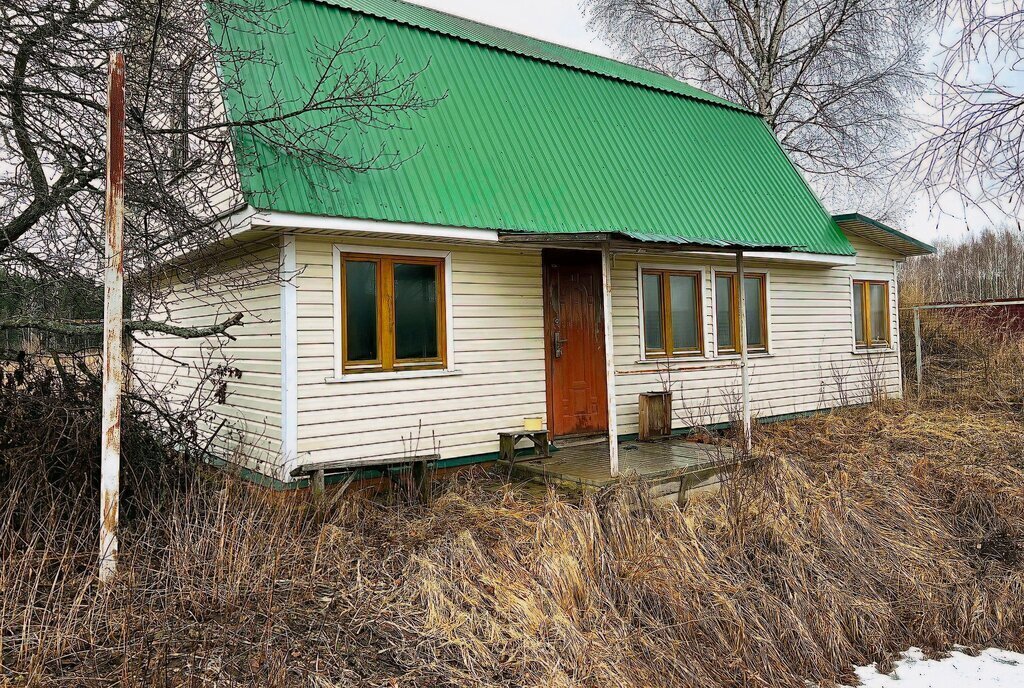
855, 647, 1024, 687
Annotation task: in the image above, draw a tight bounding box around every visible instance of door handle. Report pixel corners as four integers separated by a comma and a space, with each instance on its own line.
552, 331, 568, 358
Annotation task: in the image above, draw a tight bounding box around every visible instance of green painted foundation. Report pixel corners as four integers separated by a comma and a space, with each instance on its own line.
222, 405, 847, 491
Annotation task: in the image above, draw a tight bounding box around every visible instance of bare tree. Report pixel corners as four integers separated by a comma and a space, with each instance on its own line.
0, 0, 439, 342
581, 0, 927, 210
900, 225, 1024, 303
916, 1, 1024, 217
0, 0, 441, 460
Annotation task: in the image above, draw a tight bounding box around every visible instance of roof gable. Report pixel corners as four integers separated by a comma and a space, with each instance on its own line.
211, 0, 855, 256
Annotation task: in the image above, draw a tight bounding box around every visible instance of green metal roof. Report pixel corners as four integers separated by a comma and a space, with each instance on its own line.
211, 0, 856, 256
313, 0, 744, 111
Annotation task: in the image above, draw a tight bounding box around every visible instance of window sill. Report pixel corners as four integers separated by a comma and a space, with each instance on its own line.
636, 354, 709, 364
852, 346, 895, 355
712, 351, 771, 360
325, 368, 462, 383
634, 352, 772, 365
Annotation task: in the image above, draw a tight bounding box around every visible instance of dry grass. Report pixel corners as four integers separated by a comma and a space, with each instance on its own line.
900, 307, 1024, 407
3, 393, 1024, 687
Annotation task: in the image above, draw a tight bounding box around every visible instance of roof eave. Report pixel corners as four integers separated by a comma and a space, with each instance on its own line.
497, 230, 796, 254
833, 213, 936, 257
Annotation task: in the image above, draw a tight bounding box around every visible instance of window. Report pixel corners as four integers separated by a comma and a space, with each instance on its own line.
340, 253, 446, 373
852, 280, 889, 348
641, 269, 703, 358
715, 272, 767, 354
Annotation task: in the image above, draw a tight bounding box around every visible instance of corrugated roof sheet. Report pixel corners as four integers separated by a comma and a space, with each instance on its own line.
319, 0, 744, 111
211, 0, 856, 256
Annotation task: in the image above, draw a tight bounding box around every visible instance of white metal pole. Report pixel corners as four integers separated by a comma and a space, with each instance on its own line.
601, 243, 619, 476
99, 51, 125, 582
736, 250, 752, 452
914, 307, 923, 398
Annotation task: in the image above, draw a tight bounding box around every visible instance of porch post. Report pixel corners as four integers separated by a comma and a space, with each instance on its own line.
736, 250, 752, 452
601, 242, 619, 476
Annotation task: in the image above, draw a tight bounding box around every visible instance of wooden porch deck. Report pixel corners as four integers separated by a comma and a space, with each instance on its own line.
501, 436, 735, 491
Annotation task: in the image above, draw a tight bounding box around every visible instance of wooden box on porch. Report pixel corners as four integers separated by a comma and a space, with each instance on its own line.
638, 391, 672, 441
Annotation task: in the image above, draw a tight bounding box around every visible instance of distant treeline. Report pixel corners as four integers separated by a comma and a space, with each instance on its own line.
900, 227, 1024, 305
0, 270, 102, 355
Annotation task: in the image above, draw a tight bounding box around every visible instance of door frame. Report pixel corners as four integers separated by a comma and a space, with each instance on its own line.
541, 248, 609, 439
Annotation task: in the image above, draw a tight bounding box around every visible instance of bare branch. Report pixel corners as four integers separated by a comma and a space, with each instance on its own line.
0, 312, 244, 340
911, 1, 1024, 215
582, 0, 928, 210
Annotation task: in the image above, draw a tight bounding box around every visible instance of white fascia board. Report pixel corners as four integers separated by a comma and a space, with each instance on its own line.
608, 245, 856, 267
216, 204, 257, 237
251, 211, 501, 243
684, 249, 856, 267
745, 250, 856, 266
247, 212, 856, 265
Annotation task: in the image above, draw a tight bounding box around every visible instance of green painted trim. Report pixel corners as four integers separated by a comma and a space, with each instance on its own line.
205, 455, 297, 490
218, 451, 508, 491
223, 406, 853, 490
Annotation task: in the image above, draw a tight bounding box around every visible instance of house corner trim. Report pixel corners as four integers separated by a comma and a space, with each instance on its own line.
280, 234, 299, 479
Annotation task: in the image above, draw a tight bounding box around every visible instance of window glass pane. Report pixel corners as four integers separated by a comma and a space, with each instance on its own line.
744, 277, 764, 348
670, 274, 699, 351
853, 283, 865, 344
344, 260, 377, 362
869, 283, 887, 342
394, 262, 439, 360
642, 273, 664, 351
716, 275, 734, 350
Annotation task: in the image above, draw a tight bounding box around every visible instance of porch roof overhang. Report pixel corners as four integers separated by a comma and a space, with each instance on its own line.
497, 230, 797, 254
224, 211, 857, 266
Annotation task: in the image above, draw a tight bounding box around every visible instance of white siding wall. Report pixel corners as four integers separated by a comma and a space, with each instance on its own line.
132, 247, 283, 475
294, 236, 547, 466
611, 235, 901, 435
291, 233, 901, 473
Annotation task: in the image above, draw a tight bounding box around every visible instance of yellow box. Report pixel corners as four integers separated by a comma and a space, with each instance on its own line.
523, 417, 544, 432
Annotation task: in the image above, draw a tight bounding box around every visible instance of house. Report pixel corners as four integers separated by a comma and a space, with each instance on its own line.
134, 0, 935, 485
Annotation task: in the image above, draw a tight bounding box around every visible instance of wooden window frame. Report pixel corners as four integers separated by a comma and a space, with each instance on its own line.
852, 279, 890, 349
640, 268, 704, 359
340, 254, 384, 371
340, 253, 447, 374
714, 272, 768, 355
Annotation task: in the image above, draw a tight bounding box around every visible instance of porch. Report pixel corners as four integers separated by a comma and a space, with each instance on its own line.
496, 235, 763, 475
500, 436, 737, 501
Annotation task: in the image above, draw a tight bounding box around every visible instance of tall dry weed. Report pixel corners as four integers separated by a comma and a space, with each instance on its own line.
3, 395, 1024, 686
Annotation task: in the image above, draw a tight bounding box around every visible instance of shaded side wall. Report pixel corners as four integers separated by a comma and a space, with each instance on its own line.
132, 245, 283, 475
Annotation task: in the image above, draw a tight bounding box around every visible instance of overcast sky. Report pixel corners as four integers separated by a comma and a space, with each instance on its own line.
407, 0, 1005, 245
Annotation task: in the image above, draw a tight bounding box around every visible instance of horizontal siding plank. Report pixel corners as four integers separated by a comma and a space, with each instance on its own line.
133, 246, 283, 474
284, 234, 902, 470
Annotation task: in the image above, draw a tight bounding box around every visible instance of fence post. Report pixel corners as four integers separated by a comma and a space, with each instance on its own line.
99, 51, 125, 583
914, 307, 923, 398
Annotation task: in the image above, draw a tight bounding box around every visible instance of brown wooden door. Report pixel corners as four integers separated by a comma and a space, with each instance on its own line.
543, 250, 608, 438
